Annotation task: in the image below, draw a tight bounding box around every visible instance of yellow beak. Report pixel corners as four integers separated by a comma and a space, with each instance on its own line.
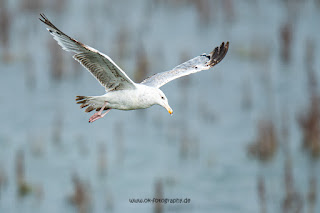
165, 104, 173, 115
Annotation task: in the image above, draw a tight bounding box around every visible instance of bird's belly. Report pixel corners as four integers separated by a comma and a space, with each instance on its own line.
105, 90, 152, 110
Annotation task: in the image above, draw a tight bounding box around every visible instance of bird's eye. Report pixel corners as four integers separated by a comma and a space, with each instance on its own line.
161, 96, 164, 100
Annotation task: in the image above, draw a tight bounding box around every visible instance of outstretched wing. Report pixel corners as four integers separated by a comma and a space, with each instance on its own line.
39, 13, 136, 92
141, 42, 229, 88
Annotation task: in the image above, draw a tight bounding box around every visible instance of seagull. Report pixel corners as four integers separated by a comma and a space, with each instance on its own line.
39, 14, 229, 123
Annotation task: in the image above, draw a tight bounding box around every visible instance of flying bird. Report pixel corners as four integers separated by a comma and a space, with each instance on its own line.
39, 13, 229, 123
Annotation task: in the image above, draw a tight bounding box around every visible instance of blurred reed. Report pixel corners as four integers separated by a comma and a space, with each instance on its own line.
179, 128, 199, 159
241, 78, 253, 111
178, 51, 191, 118
281, 112, 304, 213
50, 0, 66, 14
279, 22, 292, 64
68, 174, 91, 213
152, 0, 219, 26
198, 99, 216, 123
15, 150, 25, 194
179, 129, 189, 159
19, 0, 42, 12
52, 112, 63, 146
97, 142, 107, 177
115, 121, 125, 165
34, 184, 44, 202
28, 133, 45, 157
247, 120, 278, 162
76, 135, 89, 157
305, 39, 317, 94
298, 39, 320, 158
221, 0, 235, 24
194, 0, 211, 26
282, 158, 303, 213
307, 176, 317, 213
0, 0, 11, 62
235, 39, 271, 62
283, 0, 304, 23
134, 46, 149, 83
154, 179, 163, 213
105, 191, 114, 212
15, 150, 32, 197
115, 25, 129, 60
24, 52, 36, 91
298, 95, 320, 158
0, 165, 8, 198
257, 176, 267, 213
49, 38, 65, 81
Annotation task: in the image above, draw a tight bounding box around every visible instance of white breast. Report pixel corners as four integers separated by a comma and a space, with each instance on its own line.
104, 84, 157, 110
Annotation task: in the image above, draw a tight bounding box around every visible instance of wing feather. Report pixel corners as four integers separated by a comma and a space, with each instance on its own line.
39, 13, 136, 91
141, 42, 229, 88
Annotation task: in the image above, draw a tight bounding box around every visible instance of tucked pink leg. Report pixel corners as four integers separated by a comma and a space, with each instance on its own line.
88, 102, 111, 123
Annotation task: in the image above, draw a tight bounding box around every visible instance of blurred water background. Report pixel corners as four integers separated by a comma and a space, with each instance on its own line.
1, 0, 320, 212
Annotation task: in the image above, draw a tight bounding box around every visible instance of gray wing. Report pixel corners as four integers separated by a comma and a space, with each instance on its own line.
39, 13, 136, 92
141, 42, 229, 88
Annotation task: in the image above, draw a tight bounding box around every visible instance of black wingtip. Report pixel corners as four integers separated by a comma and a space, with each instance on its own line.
225, 41, 230, 49
208, 41, 229, 67
39, 13, 46, 23
39, 13, 62, 33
